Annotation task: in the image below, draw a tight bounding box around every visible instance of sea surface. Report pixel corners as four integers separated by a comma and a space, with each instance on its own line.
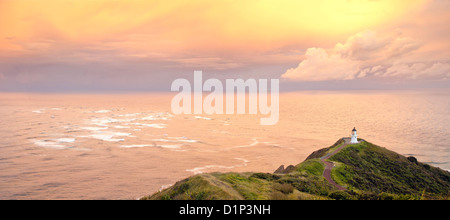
0, 90, 449, 199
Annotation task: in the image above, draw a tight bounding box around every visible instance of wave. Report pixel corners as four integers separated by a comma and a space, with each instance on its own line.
55, 138, 76, 143
80, 127, 108, 131
141, 112, 173, 121
233, 138, 260, 148
32, 109, 44, 114
113, 125, 131, 129
194, 116, 213, 120
94, 110, 112, 113
88, 132, 131, 142
186, 165, 235, 175
77, 130, 131, 142
117, 113, 141, 117
161, 136, 198, 143
232, 138, 279, 149
120, 144, 182, 149
32, 138, 76, 150
90, 117, 136, 126
132, 123, 166, 129
186, 158, 249, 175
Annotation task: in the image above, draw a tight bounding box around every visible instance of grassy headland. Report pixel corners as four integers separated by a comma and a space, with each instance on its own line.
142, 139, 449, 200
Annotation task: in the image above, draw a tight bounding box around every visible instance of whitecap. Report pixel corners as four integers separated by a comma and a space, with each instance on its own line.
120, 144, 154, 148
81, 127, 109, 131
194, 116, 213, 120
150, 138, 170, 142
233, 138, 260, 148
186, 158, 249, 174
33, 108, 62, 113
141, 112, 174, 121
90, 134, 124, 142
186, 165, 235, 175
89, 117, 119, 126
151, 136, 198, 143
33, 140, 68, 150
158, 144, 182, 149
55, 138, 76, 143
86, 132, 131, 142
118, 113, 140, 117
141, 116, 158, 121
167, 136, 198, 143
133, 123, 166, 129
114, 125, 131, 129
94, 110, 111, 113
120, 144, 182, 149
234, 158, 250, 164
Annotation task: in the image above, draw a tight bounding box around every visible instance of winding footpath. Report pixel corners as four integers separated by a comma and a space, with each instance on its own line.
320, 138, 352, 190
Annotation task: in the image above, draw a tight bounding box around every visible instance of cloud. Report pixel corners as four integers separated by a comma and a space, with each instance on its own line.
282, 29, 449, 81
381, 62, 450, 79
282, 47, 361, 81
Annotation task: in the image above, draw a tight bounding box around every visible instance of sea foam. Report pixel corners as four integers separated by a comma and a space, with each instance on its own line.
120, 144, 182, 149
88, 132, 131, 142
33, 138, 76, 150
132, 123, 166, 129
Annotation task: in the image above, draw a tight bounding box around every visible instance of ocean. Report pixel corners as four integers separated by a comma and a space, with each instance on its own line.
0, 90, 449, 199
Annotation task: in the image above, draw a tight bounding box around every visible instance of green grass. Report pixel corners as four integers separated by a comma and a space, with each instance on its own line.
215, 173, 273, 200
330, 162, 350, 188
295, 158, 324, 176
329, 141, 450, 197
142, 174, 241, 200
304, 138, 345, 160
141, 176, 236, 200
324, 141, 345, 155
143, 139, 450, 200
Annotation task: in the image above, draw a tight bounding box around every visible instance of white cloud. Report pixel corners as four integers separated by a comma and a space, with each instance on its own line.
282, 47, 360, 81
282, 29, 449, 81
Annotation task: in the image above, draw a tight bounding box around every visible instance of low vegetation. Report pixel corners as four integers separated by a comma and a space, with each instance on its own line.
142, 140, 450, 200
329, 141, 450, 197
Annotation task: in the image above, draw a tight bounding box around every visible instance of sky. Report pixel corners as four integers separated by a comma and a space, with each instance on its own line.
0, 0, 449, 92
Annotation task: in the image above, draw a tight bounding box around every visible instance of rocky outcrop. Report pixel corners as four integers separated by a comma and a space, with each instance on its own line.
274, 165, 285, 174
274, 165, 296, 174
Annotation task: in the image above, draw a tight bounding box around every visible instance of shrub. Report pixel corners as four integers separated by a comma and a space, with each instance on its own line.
273, 183, 294, 194
356, 191, 379, 200
378, 192, 395, 200
250, 173, 281, 181
407, 156, 418, 164
328, 191, 352, 200
270, 191, 289, 200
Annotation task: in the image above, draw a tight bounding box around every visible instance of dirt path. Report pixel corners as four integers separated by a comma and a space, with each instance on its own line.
320, 138, 351, 190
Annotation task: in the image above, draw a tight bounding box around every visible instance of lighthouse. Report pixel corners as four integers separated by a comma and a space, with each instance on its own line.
351, 127, 358, 144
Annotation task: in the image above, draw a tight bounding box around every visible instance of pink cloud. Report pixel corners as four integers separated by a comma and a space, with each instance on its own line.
282, 29, 449, 81
382, 62, 450, 79
282, 47, 361, 81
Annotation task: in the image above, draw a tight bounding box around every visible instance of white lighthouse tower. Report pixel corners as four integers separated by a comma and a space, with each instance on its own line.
350, 127, 358, 144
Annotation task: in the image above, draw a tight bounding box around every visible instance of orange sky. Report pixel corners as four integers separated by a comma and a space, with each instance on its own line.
0, 0, 427, 51
0, 0, 449, 91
